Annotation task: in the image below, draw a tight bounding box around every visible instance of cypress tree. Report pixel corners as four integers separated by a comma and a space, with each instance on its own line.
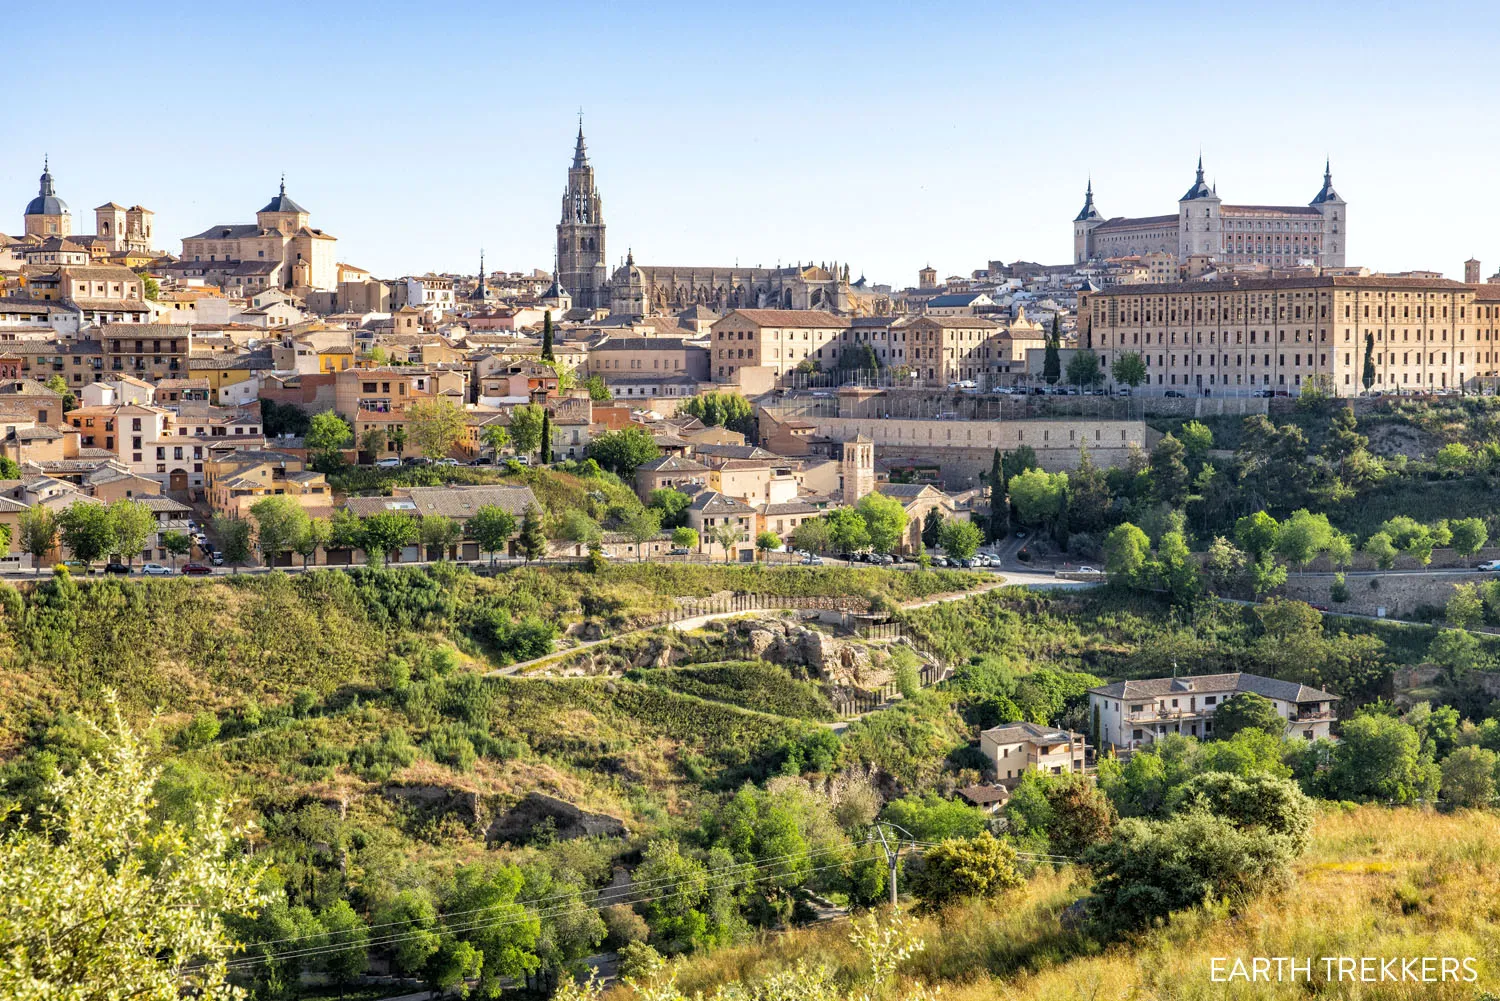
541, 310, 555, 362
1362, 331, 1376, 391
987, 448, 1005, 542
539, 411, 552, 464
1043, 315, 1061, 385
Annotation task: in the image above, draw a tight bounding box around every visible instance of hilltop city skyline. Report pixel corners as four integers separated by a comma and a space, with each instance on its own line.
7, 0, 1500, 282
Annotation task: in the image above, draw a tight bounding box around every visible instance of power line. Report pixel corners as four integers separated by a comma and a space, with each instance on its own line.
223, 849, 852, 974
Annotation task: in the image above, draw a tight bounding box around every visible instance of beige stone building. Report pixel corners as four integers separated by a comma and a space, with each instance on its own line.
180, 179, 338, 291
1082, 274, 1500, 396
980, 721, 1088, 788
1089, 673, 1339, 751
709, 309, 851, 385
586, 335, 709, 382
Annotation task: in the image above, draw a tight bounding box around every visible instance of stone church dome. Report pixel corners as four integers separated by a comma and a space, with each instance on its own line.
25, 159, 68, 217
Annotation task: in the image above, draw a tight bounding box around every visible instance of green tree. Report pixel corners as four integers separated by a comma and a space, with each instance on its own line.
211, 515, 253, 569
406, 397, 468, 461
1204, 535, 1246, 592
539, 410, 553, 464
755, 530, 781, 561
938, 518, 982, 560
1042, 318, 1061, 385
648, 487, 691, 528
359, 426, 388, 461
1428, 628, 1486, 676
305, 409, 353, 470
389, 424, 407, 457
107, 499, 154, 567
1213, 692, 1285, 740
921, 507, 944, 549
295, 516, 330, 569
1066, 446, 1112, 535
1439, 746, 1497, 808
1326, 713, 1439, 804
1363, 530, 1399, 570
621, 507, 662, 561
541, 309, 555, 361
18, 505, 58, 574
855, 491, 908, 553
824, 508, 871, 554
790, 518, 832, 554
1447, 583, 1485, 629
1449, 517, 1488, 566
1066, 348, 1104, 387
583, 374, 612, 401
711, 522, 746, 563
508, 404, 546, 457
1234, 510, 1281, 561
359, 512, 420, 566
420, 514, 464, 560
1275, 508, 1333, 574
910, 832, 1024, 910
1148, 433, 1191, 506
161, 529, 192, 569
671, 526, 699, 550
441, 862, 541, 998
679, 391, 757, 438
1082, 812, 1298, 939
1009, 468, 1067, 528
58, 502, 115, 569
468, 505, 518, 564
1103, 522, 1150, 581
986, 448, 1006, 541
481, 423, 511, 460
518, 504, 548, 562
558, 509, 603, 547
586, 425, 661, 476
1111, 351, 1147, 388
0, 699, 268, 1001
1157, 530, 1201, 604
249, 495, 309, 566
318, 899, 370, 986
1362, 331, 1376, 391
44, 373, 77, 411
370, 890, 440, 977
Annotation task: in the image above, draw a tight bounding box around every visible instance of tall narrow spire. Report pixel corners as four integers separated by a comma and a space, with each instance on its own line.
572, 113, 589, 168
1195, 153, 1205, 184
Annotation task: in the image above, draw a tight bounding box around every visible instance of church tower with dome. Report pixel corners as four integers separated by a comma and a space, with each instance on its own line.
23, 157, 71, 238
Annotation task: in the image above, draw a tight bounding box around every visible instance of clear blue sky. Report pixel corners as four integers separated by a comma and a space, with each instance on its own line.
11, 0, 1499, 286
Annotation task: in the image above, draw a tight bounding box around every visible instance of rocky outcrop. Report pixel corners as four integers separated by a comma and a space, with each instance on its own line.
486, 792, 628, 846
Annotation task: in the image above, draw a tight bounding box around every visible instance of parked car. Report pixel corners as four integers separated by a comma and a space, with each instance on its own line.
181, 563, 212, 576
958, 558, 973, 568
1478, 560, 1500, 571
209, 554, 225, 566
932, 556, 949, 567
434, 458, 460, 466
668, 547, 690, 556
142, 563, 173, 576
104, 562, 131, 575
1164, 390, 1186, 398
374, 457, 401, 468
1075, 566, 1100, 574
401, 456, 430, 466
801, 554, 824, 565
513, 455, 532, 466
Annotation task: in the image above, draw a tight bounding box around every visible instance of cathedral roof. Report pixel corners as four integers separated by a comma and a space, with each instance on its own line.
1074, 178, 1101, 222
259, 178, 307, 215
25, 159, 68, 217
572, 123, 589, 169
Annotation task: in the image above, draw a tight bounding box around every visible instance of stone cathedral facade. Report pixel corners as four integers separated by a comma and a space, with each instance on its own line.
555, 124, 890, 318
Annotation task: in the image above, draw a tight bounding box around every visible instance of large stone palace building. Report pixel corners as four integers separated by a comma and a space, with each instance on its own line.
1080, 275, 1500, 396
555, 123, 889, 318
1074, 157, 1347, 269
180, 178, 337, 292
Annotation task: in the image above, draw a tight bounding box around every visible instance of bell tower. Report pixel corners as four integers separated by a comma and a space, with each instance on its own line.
556, 117, 606, 311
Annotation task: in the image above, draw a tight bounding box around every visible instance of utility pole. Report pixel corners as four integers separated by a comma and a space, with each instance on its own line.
871, 822, 914, 906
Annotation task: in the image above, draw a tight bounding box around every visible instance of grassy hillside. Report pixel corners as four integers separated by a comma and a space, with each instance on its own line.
644, 806, 1500, 1000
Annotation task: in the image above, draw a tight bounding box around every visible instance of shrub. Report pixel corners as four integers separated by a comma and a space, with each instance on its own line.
910, 832, 1024, 910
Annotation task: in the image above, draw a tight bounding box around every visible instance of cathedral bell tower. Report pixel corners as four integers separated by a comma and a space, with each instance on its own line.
556, 119, 607, 311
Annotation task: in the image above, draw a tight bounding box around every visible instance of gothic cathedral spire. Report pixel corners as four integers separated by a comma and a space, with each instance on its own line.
557, 117, 607, 310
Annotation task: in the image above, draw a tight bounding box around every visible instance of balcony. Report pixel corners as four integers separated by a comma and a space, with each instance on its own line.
1125, 707, 1212, 723
1293, 710, 1336, 723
